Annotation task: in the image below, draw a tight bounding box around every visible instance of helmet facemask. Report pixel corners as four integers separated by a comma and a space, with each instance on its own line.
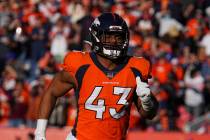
90, 28, 129, 60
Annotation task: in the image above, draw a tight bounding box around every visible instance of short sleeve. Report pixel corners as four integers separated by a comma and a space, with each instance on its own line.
140, 59, 152, 80
131, 57, 152, 81
60, 52, 83, 76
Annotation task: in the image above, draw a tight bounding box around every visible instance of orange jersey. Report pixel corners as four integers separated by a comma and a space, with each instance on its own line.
62, 51, 151, 140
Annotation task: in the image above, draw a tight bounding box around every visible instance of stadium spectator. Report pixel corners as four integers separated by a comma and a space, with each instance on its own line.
50, 17, 70, 63
26, 82, 44, 128
184, 66, 205, 118
9, 79, 29, 127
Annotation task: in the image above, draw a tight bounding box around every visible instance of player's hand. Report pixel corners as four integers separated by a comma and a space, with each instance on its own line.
34, 119, 48, 140
34, 132, 46, 140
34, 127, 46, 140
136, 76, 151, 109
34, 136, 46, 140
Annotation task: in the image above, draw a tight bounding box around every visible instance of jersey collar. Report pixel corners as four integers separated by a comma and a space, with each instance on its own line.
90, 52, 130, 79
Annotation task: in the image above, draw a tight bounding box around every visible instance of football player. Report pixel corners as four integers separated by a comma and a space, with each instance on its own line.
35, 13, 159, 140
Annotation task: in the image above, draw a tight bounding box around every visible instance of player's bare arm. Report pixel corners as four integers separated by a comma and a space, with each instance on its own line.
39, 70, 76, 118
134, 77, 159, 120
35, 70, 76, 140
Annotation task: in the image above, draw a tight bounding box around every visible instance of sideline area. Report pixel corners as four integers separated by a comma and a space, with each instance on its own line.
0, 127, 209, 140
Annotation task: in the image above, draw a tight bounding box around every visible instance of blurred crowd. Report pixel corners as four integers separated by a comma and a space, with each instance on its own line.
0, 0, 210, 134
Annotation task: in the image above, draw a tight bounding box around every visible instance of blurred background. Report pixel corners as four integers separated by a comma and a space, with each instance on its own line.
0, 0, 210, 140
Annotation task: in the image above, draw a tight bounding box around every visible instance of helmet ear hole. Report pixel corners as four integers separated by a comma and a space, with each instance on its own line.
89, 12, 129, 60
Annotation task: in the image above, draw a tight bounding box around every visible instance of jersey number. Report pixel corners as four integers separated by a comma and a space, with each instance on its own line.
85, 87, 131, 119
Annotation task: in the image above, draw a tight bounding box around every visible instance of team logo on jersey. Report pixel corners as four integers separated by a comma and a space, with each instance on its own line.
106, 72, 114, 78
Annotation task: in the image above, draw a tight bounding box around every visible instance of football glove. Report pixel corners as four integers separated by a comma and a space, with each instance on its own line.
136, 76, 153, 111
34, 135, 46, 140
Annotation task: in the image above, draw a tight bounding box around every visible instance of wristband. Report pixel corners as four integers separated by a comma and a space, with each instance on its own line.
35, 119, 48, 136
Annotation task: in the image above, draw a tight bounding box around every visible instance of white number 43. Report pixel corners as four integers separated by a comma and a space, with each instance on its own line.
85, 86, 131, 119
